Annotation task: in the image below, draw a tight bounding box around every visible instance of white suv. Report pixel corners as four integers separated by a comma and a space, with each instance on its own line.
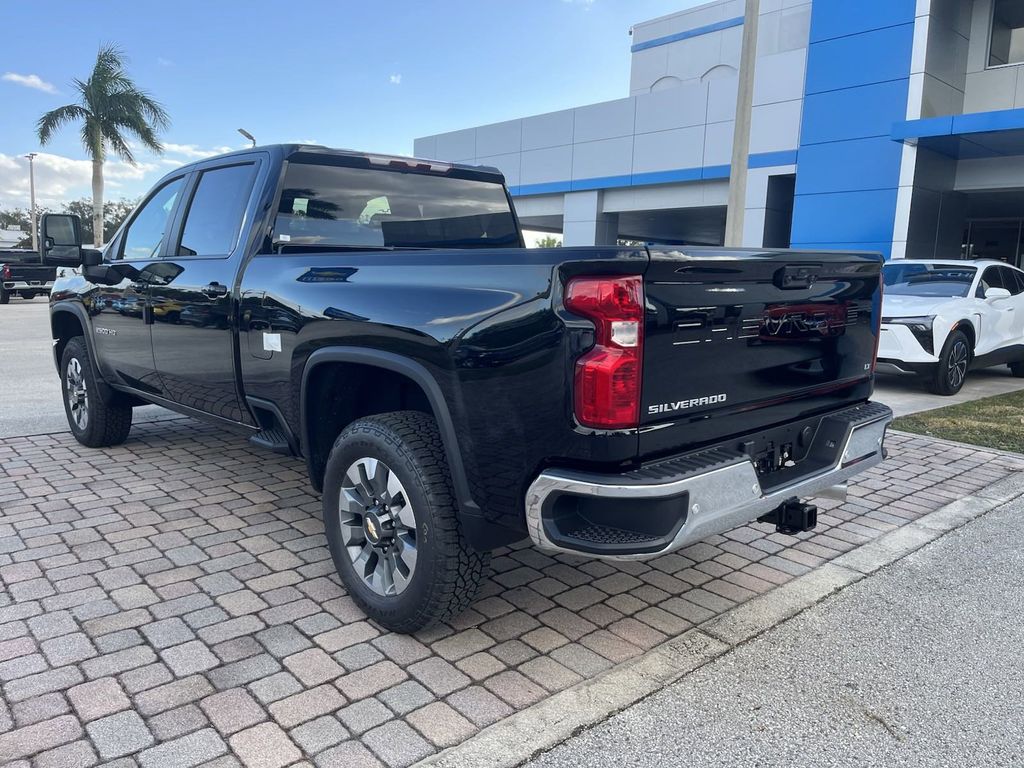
877, 260, 1024, 395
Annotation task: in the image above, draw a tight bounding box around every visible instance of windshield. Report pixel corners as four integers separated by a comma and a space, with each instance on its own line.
882, 263, 976, 298
274, 161, 520, 250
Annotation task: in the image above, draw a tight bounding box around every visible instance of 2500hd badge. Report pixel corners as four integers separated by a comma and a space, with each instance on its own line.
648, 393, 728, 415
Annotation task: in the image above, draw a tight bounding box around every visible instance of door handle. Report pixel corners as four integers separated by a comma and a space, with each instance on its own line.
202, 282, 228, 298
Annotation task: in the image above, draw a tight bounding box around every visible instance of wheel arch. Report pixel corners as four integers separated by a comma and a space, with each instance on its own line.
950, 319, 976, 350
299, 347, 479, 522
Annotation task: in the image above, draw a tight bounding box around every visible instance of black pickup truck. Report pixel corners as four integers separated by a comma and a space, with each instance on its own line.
46, 144, 892, 632
1, 248, 57, 303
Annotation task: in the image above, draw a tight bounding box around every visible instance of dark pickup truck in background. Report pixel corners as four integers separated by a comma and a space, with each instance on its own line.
1, 248, 57, 303
45, 144, 892, 632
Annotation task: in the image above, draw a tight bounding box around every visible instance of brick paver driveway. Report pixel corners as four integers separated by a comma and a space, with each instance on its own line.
1, 418, 1021, 767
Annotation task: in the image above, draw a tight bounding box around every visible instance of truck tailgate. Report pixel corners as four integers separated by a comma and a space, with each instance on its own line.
640, 247, 882, 458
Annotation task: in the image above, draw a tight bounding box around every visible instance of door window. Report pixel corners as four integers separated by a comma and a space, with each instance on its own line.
120, 177, 185, 260
978, 267, 1008, 298
177, 164, 258, 257
1000, 266, 1024, 295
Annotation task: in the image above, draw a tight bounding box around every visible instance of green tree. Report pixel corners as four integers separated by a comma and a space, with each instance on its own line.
534, 235, 562, 248
37, 44, 169, 246
60, 197, 140, 244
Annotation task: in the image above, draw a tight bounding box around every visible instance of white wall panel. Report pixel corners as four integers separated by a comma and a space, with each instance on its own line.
573, 98, 636, 143
520, 146, 573, 185
521, 110, 574, 151
572, 137, 634, 179
635, 82, 709, 133
475, 120, 522, 158
632, 126, 706, 173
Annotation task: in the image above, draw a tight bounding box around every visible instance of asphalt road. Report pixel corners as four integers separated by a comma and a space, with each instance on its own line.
0, 297, 176, 438
528, 496, 1024, 768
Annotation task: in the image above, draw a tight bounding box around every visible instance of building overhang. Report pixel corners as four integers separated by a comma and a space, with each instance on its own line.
892, 108, 1024, 160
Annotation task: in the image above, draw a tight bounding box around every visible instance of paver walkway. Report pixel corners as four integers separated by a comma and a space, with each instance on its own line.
0, 421, 1020, 767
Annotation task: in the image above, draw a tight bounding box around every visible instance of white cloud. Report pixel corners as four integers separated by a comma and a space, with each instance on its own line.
2, 72, 57, 94
0, 152, 159, 209
389, 74, 402, 85
162, 142, 233, 159
157, 57, 174, 67
286, 138, 319, 145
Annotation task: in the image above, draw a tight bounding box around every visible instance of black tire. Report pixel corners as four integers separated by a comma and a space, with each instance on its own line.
322, 411, 490, 633
60, 337, 133, 448
926, 330, 971, 396
0, 289, 8, 305
1009, 361, 1024, 378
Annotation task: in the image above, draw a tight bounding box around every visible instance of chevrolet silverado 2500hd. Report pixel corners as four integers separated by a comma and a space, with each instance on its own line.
46, 144, 892, 632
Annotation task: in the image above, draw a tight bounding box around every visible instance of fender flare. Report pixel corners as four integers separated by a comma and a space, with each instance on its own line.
299, 346, 480, 520
50, 302, 119, 404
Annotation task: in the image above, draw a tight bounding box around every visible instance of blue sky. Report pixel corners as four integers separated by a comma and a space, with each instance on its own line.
0, 0, 698, 210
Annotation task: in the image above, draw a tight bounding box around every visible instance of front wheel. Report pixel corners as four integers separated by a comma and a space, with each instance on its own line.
322, 411, 490, 633
927, 330, 971, 396
61, 337, 133, 447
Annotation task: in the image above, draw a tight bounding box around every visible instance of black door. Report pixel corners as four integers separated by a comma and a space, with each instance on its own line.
149, 160, 260, 424
90, 175, 187, 395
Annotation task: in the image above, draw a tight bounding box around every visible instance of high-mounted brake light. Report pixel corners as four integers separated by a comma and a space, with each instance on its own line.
565, 275, 644, 429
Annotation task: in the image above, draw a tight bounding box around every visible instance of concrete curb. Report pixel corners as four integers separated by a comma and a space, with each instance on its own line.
415, 471, 1024, 768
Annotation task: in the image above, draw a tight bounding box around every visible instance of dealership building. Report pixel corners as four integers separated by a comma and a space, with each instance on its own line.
415, 0, 1024, 263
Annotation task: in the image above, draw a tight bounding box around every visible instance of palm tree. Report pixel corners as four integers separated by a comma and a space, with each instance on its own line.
37, 44, 169, 246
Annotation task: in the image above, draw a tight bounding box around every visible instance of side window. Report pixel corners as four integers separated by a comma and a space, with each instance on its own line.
120, 177, 185, 261
977, 267, 1004, 298
177, 164, 257, 257
1000, 267, 1024, 295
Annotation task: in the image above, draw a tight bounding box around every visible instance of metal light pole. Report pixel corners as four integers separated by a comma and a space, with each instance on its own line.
237, 128, 256, 148
25, 153, 38, 252
724, 0, 760, 247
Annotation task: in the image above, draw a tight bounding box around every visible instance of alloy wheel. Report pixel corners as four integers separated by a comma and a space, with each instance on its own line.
948, 340, 968, 389
65, 358, 89, 431
338, 457, 418, 596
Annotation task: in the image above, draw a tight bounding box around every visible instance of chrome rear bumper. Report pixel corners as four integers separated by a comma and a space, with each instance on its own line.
525, 402, 892, 561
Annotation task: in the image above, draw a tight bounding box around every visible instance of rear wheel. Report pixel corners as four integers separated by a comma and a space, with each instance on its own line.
0, 289, 8, 305
322, 411, 490, 633
61, 337, 133, 447
927, 330, 970, 396
1009, 361, 1024, 378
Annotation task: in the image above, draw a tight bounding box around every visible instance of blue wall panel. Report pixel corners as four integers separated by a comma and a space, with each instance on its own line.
804, 24, 916, 94
809, 0, 915, 44
795, 137, 904, 195
800, 80, 911, 145
790, 0, 916, 258
790, 189, 900, 243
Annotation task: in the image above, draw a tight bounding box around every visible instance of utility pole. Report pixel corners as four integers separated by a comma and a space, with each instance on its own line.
724, 0, 760, 247
25, 153, 38, 252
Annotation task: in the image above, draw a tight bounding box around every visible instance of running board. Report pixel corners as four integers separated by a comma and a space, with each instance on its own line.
249, 427, 293, 455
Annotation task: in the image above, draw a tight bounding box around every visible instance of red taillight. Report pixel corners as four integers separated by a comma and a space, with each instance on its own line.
565, 275, 644, 429
1, 265, 10, 280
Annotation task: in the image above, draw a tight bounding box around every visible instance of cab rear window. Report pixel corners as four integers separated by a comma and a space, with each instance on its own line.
274, 161, 519, 250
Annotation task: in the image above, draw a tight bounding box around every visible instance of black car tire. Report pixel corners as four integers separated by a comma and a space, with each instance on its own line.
322, 411, 490, 633
61, 337, 133, 448
927, 330, 971, 396
1010, 361, 1024, 378
0, 289, 8, 305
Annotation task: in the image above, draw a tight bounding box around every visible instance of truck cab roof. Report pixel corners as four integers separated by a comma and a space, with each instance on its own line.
171, 143, 505, 184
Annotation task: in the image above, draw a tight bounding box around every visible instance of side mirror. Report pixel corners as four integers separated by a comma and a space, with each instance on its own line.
40, 213, 83, 267
985, 287, 1012, 302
